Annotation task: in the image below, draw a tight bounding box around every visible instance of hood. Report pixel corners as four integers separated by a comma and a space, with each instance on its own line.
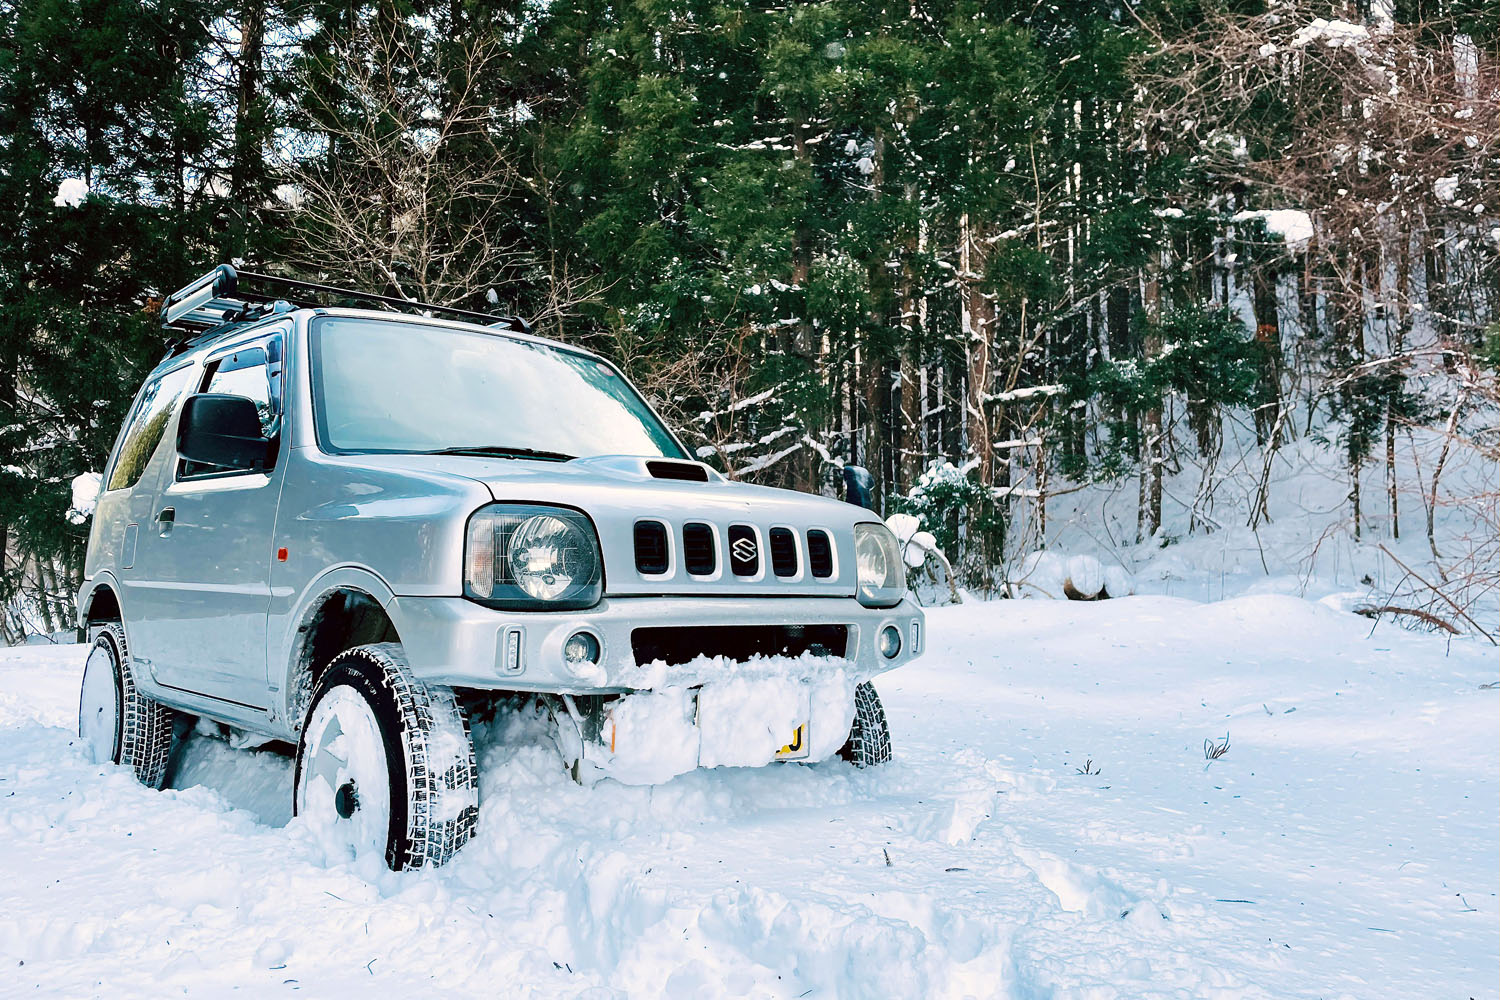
348, 453, 871, 598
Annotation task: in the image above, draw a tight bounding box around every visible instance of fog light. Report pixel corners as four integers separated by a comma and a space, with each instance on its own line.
563, 631, 601, 668
879, 625, 902, 659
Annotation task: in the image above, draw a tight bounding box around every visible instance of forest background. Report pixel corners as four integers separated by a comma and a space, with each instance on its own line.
0, 0, 1495, 641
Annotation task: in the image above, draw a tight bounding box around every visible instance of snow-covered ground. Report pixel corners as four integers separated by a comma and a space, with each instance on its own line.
1, 596, 1495, 998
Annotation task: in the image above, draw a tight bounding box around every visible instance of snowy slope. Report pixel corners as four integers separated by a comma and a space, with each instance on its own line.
1, 597, 1495, 999
1020, 424, 1498, 632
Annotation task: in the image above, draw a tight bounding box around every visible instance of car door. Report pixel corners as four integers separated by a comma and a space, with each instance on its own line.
128, 329, 288, 709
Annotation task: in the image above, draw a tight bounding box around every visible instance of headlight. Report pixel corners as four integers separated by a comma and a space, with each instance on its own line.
464, 504, 602, 610
854, 523, 906, 608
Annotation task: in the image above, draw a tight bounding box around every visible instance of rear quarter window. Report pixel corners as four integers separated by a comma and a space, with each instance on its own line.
106, 366, 193, 491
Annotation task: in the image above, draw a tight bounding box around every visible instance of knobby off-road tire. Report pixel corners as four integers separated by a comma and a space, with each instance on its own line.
294, 643, 479, 870
838, 680, 892, 767
77, 623, 175, 788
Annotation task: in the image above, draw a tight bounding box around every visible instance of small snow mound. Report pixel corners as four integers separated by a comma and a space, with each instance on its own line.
913, 787, 998, 845
1205, 593, 1362, 636
1064, 554, 1105, 600
53, 177, 89, 208
1013, 845, 1164, 926
1014, 551, 1132, 600
1011, 551, 1068, 599
66, 472, 102, 525
1103, 564, 1136, 598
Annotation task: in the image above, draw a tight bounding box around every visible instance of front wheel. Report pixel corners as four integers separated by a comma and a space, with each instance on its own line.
294, 643, 479, 870
838, 681, 892, 767
78, 623, 175, 787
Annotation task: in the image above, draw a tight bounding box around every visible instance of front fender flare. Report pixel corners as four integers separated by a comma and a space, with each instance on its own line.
275, 564, 400, 728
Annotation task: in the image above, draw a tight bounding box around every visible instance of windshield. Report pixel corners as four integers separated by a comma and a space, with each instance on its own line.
309, 317, 687, 459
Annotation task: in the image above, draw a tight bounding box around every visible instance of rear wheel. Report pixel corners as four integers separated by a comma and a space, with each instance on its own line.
77, 623, 175, 787
294, 643, 479, 870
838, 680, 892, 767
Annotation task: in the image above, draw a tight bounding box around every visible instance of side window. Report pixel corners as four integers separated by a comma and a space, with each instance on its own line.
106, 367, 193, 492
179, 338, 283, 479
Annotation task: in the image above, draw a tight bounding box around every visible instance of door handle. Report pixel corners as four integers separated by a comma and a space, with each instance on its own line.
156, 507, 175, 536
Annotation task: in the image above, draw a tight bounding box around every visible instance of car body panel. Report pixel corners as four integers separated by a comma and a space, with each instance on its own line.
339, 452, 868, 598
386, 592, 924, 693
129, 326, 291, 709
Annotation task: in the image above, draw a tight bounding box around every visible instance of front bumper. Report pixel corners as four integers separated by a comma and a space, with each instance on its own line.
387, 593, 926, 693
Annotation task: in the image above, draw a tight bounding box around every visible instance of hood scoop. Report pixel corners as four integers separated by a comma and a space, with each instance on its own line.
646, 460, 711, 482
566, 455, 723, 483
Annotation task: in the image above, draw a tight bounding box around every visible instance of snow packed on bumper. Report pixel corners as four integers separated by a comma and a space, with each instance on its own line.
575, 654, 860, 785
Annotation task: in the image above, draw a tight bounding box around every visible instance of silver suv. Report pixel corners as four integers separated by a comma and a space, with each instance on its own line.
76, 266, 924, 869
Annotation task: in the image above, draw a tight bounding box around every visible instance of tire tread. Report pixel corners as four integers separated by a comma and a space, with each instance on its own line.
300, 643, 479, 870
839, 680, 892, 767
98, 623, 175, 788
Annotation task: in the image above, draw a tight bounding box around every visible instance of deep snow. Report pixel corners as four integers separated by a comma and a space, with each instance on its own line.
1, 596, 1495, 998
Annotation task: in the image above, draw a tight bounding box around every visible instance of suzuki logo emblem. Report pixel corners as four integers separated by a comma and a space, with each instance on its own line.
731, 536, 757, 564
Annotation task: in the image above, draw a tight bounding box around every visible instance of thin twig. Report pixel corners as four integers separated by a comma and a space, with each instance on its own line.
1353, 605, 1461, 635
1377, 545, 1496, 645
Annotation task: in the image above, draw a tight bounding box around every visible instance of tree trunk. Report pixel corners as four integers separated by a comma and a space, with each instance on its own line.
1140, 270, 1164, 541
228, 0, 266, 256
1334, 250, 1367, 540
1249, 266, 1285, 447
960, 214, 994, 488
895, 181, 923, 492
1386, 224, 1415, 540
34, 558, 57, 637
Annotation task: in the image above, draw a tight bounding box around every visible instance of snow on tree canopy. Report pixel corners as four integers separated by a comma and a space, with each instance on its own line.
53, 178, 89, 208
1232, 209, 1314, 251
1290, 18, 1370, 49
885, 512, 938, 569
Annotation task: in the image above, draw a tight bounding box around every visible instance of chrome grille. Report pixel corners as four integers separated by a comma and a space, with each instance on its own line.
615, 519, 846, 594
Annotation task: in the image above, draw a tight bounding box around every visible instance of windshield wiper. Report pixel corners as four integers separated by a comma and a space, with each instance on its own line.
420, 445, 575, 462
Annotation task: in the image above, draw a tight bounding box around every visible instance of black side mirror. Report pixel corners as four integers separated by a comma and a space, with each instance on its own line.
842, 464, 874, 509
177, 393, 269, 471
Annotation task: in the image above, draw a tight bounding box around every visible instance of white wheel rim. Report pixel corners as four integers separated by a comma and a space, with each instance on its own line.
79, 641, 121, 765
297, 687, 393, 862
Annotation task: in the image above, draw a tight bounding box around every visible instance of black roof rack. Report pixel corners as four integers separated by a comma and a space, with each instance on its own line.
160, 265, 532, 337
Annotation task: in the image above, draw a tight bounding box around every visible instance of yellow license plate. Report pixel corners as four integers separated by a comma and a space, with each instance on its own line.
776, 724, 809, 760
